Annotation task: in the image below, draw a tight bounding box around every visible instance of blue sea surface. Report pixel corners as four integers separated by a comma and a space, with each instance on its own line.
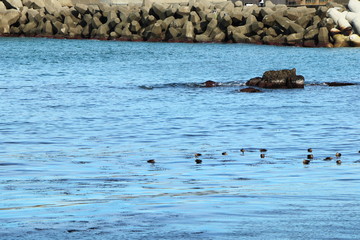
1, 37, 360, 239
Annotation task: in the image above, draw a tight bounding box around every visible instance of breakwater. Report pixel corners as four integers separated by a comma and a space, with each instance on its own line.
1, 0, 360, 47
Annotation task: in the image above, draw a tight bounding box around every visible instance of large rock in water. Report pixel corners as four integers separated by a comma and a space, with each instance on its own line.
246, 68, 304, 88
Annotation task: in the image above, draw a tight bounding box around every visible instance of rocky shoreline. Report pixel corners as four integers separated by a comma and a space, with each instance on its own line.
1, 0, 360, 47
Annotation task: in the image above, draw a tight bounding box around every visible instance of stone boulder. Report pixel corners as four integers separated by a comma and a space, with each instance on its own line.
0, 2, 6, 10
0, 9, 21, 34
23, 0, 45, 9
151, 3, 167, 20
325, 82, 356, 86
246, 68, 304, 88
74, 3, 88, 15
58, 0, 73, 7
318, 27, 330, 47
44, 0, 62, 15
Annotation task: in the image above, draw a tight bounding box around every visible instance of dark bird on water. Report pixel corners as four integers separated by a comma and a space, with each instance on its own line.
324, 157, 333, 161
307, 154, 313, 159
195, 159, 202, 164
336, 152, 341, 158
222, 152, 228, 155
308, 148, 313, 153
195, 153, 202, 157
336, 159, 342, 165
303, 159, 310, 165
240, 149, 246, 154
260, 154, 265, 158
260, 149, 267, 152
147, 159, 155, 164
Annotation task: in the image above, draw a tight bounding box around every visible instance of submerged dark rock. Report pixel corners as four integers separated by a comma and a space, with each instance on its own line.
325, 82, 356, 86
246, 68, 305, 89
240, 87, 262, 93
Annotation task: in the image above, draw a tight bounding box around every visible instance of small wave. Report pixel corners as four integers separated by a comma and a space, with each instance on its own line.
2, 141, 55, 145
0, 162, 25, 166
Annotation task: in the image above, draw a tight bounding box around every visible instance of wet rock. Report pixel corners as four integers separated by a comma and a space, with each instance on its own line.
325, 82, 356, 86
333, 33, 349, 47
246, 68, 305, 89
239, 87, 262, 93
303, 39, 317, 47
203, 80, 219, 87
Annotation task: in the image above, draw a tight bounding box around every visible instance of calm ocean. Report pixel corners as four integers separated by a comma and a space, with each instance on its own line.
1, 37, 360, 239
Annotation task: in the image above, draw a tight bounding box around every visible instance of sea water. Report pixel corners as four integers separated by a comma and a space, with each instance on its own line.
1, 37, 360, 239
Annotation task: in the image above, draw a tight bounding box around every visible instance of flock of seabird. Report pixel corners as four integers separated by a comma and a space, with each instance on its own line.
146, 148, 358, 165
